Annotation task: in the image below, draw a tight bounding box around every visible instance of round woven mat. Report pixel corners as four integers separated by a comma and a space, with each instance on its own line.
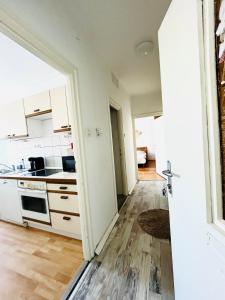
137, 209, 170, 240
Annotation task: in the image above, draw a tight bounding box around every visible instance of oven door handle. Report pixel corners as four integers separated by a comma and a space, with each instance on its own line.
17, 188, 47, 194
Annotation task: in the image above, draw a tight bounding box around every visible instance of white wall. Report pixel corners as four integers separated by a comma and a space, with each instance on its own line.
0, 119, 73, 169
0, 1, 137, 249
131, 91, 162, 117
135, 116, 156, 160
0, 32, 67, 104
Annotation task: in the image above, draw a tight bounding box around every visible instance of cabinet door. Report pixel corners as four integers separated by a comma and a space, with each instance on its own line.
6, 100, 28, 138
50, 86, 70, 132
24, 90, 51, 116
0, 179, 22, 224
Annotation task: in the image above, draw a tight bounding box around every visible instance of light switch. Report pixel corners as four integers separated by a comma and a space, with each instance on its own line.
96, 128, 103, 137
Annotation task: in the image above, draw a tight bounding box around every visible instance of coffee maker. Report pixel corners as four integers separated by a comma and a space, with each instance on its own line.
28, 157, 45, 172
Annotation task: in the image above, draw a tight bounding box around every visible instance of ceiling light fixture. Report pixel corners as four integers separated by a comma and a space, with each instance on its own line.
135, 41, 154, 56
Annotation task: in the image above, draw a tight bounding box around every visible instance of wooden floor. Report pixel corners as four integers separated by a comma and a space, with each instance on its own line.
138, 160, 165, 181
0, 222, 84, 300
71, 180, 174, 300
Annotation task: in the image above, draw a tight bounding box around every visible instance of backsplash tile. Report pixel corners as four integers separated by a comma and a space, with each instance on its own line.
0, 119, 73, 169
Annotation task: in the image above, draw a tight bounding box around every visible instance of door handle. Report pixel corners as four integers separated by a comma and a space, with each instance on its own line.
162, 187, 167, 197
59, 186, 68, 190
162, 169, 173, 178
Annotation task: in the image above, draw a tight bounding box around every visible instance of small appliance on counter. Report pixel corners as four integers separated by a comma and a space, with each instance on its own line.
62, 156, 76, 172
28, 157, 45, 172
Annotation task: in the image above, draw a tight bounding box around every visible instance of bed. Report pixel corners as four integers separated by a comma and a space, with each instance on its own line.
136, 146, 148, 166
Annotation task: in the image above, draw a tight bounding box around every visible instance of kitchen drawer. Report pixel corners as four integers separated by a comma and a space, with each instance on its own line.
51, 212, 81, 235
48, 193, 79, 213
47, 183, 77, 193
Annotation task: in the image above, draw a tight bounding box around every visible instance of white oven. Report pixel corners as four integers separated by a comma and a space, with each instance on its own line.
17, 180, 50, 223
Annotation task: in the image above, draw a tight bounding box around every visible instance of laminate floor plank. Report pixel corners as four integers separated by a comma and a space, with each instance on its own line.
71, 181, 174, 300
138, 161, 165, 181
0, 221, 84, 300
160, 242, 175, 300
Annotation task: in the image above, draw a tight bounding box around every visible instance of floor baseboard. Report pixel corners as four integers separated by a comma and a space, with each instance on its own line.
94, 212, 119, 255
129, 180, 138, 195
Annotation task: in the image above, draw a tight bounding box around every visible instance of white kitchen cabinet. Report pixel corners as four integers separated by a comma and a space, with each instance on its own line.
47, 183, 77, 193
48, 193, 79, 214
5, 100, 28, 138
51, 212, 81, 236
24, 90, 51, 116
50, 86, 71, 132
0, 179, 23, 224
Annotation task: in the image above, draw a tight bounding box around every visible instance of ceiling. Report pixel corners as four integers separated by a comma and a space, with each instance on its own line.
0, 0, 171, 101
62, 0, 171, 96
0, 33, 66, 104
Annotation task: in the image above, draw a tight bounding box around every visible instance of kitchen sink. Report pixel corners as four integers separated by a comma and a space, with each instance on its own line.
0, 169, 14, 174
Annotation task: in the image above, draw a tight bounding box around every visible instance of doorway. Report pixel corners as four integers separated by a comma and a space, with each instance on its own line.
134, 116, 165, 181
109, 105, 127, 211
0, 19, 91, 299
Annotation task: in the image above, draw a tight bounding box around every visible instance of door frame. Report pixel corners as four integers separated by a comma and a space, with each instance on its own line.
203, 0, 225, 235
108, 98, 128, 198
132, 111, 163, 119
0, 8, 94, 260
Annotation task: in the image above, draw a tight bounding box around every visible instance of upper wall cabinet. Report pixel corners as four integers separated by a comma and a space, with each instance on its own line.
5, 100, 28, 138
24, 91, 51, 117
50, 86, 71, 133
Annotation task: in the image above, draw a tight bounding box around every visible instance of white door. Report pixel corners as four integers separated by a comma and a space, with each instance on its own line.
159, 0, 214, 299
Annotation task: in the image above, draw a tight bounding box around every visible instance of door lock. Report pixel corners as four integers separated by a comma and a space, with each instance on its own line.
162, 161, 173, 195
162, 187, 167, 197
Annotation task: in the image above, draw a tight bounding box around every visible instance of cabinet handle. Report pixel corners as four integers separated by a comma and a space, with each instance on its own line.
34, 109, 40, 112
59, 186, 68, 190
63, 216, 71, 221
60, 196, 69, 200
61, 125, 68, 129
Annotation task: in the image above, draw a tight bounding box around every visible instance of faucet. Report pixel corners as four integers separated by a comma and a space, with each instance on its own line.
0, 163, 15, 171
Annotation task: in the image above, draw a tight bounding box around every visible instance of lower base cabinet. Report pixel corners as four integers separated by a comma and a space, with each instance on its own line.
0, 179, 22, 224
50, 212, 81, 235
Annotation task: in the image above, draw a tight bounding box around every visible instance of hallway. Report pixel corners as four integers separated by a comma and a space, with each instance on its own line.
70, 181, 174, 300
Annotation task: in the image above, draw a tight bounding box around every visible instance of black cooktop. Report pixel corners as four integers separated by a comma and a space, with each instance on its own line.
26, 169, 62, 177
